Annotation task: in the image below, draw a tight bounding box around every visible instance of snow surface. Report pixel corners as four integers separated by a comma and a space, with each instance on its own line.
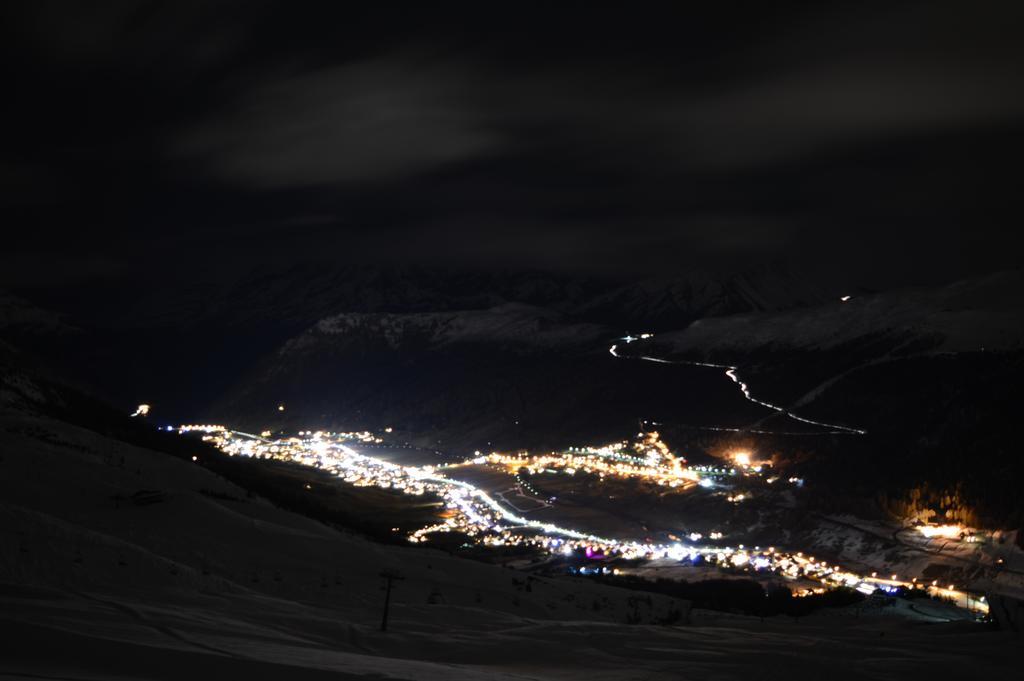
282, 303, 608, 355
659, 270, 1024, 356
1, 401, 1018, 679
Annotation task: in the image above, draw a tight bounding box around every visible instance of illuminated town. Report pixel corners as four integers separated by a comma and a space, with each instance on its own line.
177, 424, 988, 614
8, 6, 1023, 675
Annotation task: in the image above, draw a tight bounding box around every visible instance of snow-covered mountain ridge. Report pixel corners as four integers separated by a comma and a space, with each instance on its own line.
657, 269, 1024, 357
280, 303, 609, 355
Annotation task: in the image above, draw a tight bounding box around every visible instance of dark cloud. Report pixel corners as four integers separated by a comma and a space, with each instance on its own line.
177, 56, 501, 186
676, 59, 1024, 168
2, 1, 1023, 293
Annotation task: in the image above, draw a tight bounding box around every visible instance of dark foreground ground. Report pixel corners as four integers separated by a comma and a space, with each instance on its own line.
1, 379, 1019, 680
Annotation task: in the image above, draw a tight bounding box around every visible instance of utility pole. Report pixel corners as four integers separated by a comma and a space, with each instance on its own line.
379, 570, 404, 632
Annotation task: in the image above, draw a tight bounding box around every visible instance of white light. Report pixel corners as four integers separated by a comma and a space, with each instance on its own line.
175, 425, 907, 606
917, 524, 963, 539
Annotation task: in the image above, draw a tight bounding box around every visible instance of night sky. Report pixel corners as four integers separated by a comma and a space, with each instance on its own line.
3, 1, 1024, 294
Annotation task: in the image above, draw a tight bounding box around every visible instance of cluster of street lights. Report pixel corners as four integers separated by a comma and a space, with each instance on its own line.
176, 426, 987, 614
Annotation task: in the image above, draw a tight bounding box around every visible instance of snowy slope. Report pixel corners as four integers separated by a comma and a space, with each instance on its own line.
657, 269, 1024, 357
281, 303, 608, 355
2, 402, 1018, 679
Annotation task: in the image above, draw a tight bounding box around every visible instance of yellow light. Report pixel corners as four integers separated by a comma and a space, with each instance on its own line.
732, 451, 751, 467
917, 524, 962, 539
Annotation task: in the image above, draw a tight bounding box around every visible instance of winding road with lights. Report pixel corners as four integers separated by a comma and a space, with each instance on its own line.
609, 335, 867, 435
175, 423, 992, 615
168, 337, 1013, 615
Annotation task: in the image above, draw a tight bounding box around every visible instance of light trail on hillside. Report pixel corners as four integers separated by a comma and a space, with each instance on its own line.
610, 336, 867, 435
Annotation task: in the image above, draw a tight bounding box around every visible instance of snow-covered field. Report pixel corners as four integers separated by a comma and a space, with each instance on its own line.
1, 401, 1018, 679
